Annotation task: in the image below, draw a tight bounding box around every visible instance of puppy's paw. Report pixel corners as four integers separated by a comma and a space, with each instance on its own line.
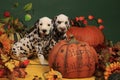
38, 54, 48, 66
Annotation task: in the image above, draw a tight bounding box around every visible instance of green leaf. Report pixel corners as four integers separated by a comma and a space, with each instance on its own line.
23, 3, 32, 11
0, 17, 11, 23
0, 23, 4, 27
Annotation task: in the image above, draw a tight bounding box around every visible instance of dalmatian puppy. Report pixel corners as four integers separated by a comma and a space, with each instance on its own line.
12, 17, 53, 65
43, 14, 71, 59
53, 14, 70, 40
51, 14, 71, 46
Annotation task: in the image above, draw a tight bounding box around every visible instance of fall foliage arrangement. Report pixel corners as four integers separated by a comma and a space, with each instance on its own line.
0, 2, 120, 80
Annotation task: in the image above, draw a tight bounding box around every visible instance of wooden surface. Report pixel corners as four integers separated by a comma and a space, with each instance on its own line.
0, 58, 95, 80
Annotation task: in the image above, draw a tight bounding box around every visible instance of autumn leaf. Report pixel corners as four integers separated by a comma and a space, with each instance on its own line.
23, 3, 32, 11
0, 17, 10, 23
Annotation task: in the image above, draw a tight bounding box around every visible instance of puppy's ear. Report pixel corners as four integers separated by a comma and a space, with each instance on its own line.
27, 19, 40, 33
67, 18, 72, 28
53, 16, 57, 28
53, 16, 57, 22
50, 20, 54, 32
69, 18, 72, 27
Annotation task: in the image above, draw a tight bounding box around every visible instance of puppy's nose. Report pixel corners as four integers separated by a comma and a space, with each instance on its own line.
42, 29, 47, 33
60, 27, 66, 31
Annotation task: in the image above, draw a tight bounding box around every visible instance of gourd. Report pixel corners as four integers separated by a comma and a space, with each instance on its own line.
66, 15, 105, 47
48, 36, 98, 78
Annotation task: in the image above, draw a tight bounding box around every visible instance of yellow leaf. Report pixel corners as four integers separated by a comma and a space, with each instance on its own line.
5, 60, 15, 72
1, 54, 10, 62
14, 18, 19, 25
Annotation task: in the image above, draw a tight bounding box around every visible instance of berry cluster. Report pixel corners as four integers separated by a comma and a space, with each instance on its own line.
71, 15, 104, 30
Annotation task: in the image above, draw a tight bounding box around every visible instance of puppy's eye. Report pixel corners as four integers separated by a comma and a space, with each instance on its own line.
40, 23, 42, 25
65, 21, 68, 24
48, 24, 50, 26
57, 21, 61, 24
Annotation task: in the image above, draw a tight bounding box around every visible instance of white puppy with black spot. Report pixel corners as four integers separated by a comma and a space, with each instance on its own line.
12, 17, 53, 65
54, 14, 70, 34
43, 14, 71, 61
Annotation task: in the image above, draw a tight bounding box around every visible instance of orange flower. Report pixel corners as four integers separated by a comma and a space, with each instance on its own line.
104, 62, 120, 80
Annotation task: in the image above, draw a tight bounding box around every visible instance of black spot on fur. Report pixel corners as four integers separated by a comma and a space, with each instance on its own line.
20, 47, 24, 50
33, 38, 35, 41
27, 45, 30, 48
34, 30, 37, 34
23, 44, 25, 46
32, 46, 35, 49
29, 40, 32, 42
24, 49, 27, 52
23, 52, 26, 54
12, 48, 15, 50
38, 44, 41, 46
13, 51, 16, 53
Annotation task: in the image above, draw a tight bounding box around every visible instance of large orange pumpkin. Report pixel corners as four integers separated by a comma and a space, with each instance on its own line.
67, 26, 104, 47
66, 15, 105, 47
48, 36, 98, 78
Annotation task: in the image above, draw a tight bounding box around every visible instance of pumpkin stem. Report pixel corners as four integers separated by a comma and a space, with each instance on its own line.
68, 34, 79, 44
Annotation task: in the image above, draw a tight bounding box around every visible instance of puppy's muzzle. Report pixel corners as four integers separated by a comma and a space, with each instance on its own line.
60, 27, 66, 31
42, 29, 47, 33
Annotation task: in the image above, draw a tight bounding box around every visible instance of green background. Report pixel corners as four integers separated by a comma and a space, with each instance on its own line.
0, 0, 120, 43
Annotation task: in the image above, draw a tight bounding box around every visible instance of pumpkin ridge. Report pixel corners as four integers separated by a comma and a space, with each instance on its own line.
49, 39, 98, 78
64, 43, 70, 76
52, 43, 68, 70
76, 43, 82, 77
91, 47, 98, 64
85, 46, 92, 76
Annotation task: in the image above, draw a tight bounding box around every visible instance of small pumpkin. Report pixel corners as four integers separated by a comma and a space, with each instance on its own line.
66, 15, 105, 47
48, 36, 98, 78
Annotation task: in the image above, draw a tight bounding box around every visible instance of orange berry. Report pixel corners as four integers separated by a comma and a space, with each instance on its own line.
98, 18, 103, 24
75, 17, 79, 21
99, 25, 104, 30
83, 20, 87, 24
88, 15, 94, 20
79, 16, 85, 21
